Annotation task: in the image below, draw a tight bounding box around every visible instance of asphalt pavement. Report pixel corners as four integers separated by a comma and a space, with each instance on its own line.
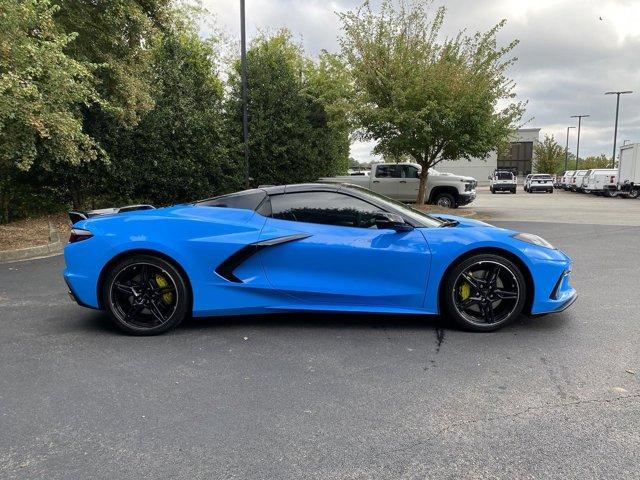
1, 221, 639, 479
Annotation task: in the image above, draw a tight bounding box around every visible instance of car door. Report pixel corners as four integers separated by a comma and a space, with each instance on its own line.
257, 190, 431, 308
372, 164, 400, 198
397, 164, 421, 201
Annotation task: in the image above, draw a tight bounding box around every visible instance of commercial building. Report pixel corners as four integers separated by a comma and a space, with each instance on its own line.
437, 128, 541, 184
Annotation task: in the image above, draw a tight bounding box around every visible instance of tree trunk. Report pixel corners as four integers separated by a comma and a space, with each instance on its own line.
416, 165, 429, 205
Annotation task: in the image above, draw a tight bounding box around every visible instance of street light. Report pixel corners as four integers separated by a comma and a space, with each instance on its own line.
240, 0, 249, 188
564, 126, 575, 172
570, 115, 589, 170
605, 91, 633, 167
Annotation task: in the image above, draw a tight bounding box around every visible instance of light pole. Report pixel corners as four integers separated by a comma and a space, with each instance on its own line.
605, 91, 633, 167
240, 0, 249, 188
570, 115, 589, 170
564, 126, 575, 172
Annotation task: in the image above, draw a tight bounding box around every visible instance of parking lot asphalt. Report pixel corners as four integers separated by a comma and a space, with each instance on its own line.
467, 187, 640, 225
1, 220, 640, 479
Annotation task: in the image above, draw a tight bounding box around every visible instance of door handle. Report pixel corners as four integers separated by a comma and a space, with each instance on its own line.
399, 180, 407, 183
373, 180, 380, 183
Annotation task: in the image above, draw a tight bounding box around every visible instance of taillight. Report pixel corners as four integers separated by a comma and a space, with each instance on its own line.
610, 176, 615, 183
69, 228, 93, 243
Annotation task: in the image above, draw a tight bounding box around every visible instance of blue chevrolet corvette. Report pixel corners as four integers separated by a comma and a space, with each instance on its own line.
64, 183, 576, 335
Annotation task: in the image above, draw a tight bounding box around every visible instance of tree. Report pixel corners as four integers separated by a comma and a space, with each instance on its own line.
120, 14, 237, 204
581, 154, 612, 170
227, 31, 351, 187
533, 135, 564, 174
339, 0, 524, 203
0, 0, 99, 221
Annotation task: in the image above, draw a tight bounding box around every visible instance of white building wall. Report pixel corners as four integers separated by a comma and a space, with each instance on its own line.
435, 128, 541, 185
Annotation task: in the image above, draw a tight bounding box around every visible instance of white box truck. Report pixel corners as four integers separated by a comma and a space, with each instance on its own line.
617, 143, 640, 199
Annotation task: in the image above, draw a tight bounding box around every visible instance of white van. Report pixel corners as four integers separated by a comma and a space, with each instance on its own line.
583, 169, 617, 195
569, 170, 588, 191
560, 170, 575, 189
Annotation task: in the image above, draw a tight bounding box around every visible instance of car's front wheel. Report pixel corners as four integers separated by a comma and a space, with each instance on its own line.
102, 254, 190, 335
442, 254, 527, 332
434, 193, 456, 208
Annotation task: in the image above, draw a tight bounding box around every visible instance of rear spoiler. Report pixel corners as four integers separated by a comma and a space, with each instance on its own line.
69, 204, 155, 224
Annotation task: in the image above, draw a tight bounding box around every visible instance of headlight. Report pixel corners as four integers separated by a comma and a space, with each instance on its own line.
512, 232, 555, 249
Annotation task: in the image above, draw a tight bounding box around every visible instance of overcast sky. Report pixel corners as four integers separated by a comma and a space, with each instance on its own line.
204, 0, 640, 162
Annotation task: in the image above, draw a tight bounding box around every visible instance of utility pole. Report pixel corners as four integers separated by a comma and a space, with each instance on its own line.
605, 91, 633, 167
240, 0, 249, 189
570, 115, 589, 170
564, 126, 575, 172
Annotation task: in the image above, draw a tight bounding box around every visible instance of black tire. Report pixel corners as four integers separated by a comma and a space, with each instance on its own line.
490, 187, 496, 194
548, 189, 553, 194
102, 254, 190, 335
441, 254, 527, 332
434, 193, 456, 208
604, 189, 616, 198
511, 188, 516, 194
629, 189, 640, 199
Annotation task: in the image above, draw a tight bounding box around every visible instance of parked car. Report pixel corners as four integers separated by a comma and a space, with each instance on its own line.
569, 170, 588, 191
64, 183, 576, 335
320, 163, 477, 208
523, 174, 532, 192
560, 170, 575, 190
617, 143, 640, 199
582, 169, 618, 195
489, 169, 517, 194
525, 174, 554, 193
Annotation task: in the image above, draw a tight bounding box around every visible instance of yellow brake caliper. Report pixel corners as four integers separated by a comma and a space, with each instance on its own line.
459, 281, 471, 301
155, 274, 174, 305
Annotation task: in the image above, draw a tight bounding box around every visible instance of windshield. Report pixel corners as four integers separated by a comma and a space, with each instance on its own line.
343, 185, 443, 227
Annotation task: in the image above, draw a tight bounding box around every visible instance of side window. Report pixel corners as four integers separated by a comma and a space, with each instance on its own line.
375, 164, 401, 178
197, 191, 266, 210
270, 192, 384, 228
401, 165, 419, 179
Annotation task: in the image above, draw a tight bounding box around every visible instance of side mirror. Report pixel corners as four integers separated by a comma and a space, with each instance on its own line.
374, 212, 413, 232
488, 175, 492, 180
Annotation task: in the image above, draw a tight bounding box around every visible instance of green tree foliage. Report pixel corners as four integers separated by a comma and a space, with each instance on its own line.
118, 15, 239, 204
339, 0, 525, 203
53, 0, 171, 127
580, 154, 612, 170
0, 0, 99, 221
533, 135, 564, 174
227, 32, 351, 187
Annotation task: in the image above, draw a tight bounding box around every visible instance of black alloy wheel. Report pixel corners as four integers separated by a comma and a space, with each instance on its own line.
442, 254, 526, 331
103, 255, 189, 335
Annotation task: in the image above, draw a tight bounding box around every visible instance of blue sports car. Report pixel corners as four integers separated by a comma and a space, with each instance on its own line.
64, 183, 576, 335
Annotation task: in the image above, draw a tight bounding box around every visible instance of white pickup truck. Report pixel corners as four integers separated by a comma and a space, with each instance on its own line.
319, 163, 477, 208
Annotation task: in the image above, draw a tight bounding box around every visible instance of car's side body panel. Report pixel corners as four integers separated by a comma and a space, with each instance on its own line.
257, 217, 431, 308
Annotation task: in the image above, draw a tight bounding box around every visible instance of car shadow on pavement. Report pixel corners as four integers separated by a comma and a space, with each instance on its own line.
73, 308, 570, 336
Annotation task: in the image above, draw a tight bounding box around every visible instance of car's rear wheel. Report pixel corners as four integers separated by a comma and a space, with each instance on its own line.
442, 254, 527, 332
103, 254, 190, 335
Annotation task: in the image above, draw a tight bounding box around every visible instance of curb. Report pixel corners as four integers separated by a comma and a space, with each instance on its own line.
0, 222, 65, 264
